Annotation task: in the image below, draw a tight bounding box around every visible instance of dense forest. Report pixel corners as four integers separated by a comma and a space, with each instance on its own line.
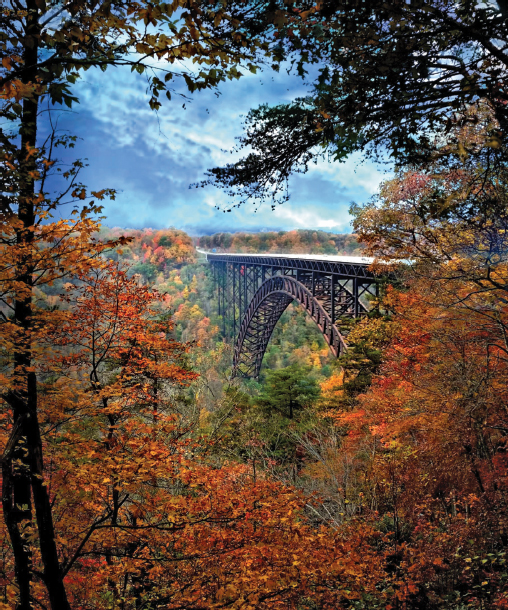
3, 0, 508, 609
23, 223, 508, 609
196, 230, 362, 256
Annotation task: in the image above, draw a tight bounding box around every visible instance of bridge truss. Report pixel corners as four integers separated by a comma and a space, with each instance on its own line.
205, 253, 379, 378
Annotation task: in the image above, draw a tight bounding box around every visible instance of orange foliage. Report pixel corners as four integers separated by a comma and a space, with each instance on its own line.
324, 283, 508, 607
102, 227, 197, 269
2, 261, 393, 608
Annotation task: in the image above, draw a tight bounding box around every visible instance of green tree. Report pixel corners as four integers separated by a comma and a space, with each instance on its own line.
253, 365, 320, 473
258, 364, 320, 420
206, 369, 320, 476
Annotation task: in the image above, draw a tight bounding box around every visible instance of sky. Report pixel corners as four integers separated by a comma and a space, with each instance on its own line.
42, 64, 389, 235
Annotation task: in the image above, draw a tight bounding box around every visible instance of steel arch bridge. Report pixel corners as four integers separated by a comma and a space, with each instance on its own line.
201, 251, 379, 378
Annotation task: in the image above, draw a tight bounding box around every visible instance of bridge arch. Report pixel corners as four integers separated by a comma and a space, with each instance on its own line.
233, 276, 347, 378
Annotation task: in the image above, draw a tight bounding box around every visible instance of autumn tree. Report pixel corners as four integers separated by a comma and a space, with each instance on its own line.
350, 107, 508, 388
0, 1, 281, 606
0, 168, 119, 609
336, 285, 508, 607
323, 100, 508, 607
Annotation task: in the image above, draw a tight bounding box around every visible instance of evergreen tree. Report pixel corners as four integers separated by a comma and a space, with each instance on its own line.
258, 364, 320, 420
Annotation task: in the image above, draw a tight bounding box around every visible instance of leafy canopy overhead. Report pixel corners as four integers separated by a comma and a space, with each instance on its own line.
204, 0, 508, 206
0, 0, 276, 121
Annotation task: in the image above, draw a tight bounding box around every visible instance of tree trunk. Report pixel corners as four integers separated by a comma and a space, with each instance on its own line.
2, 415, 32, 610
3, 1, 72, 607
27, 373, 72, 609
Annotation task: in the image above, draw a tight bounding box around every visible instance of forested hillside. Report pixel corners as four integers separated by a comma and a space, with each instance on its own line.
197, 230, 362, 255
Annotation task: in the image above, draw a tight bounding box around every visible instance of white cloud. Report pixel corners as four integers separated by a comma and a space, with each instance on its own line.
305, 152, 389, 195
272, 205, 350, 231
53, 64, 388, 234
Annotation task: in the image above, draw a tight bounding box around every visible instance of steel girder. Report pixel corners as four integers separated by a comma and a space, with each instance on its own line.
206, 253, 376, 280
233, 276, 348, 378
208, 253, 379, 377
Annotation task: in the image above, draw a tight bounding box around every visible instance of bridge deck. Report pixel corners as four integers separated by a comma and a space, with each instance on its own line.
197, 249, 374, 266
199, 250, 375, 279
